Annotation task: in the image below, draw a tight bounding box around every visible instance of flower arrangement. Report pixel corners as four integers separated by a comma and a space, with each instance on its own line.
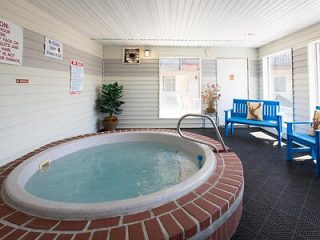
202, 83, 221, 113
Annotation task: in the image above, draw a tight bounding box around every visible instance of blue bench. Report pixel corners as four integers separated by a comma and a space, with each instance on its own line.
225, 99, 283, 146
286, 106, 320, 176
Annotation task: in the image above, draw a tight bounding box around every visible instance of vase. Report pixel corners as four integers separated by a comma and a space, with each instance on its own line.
206, 106, 216, 113
102, 116, 119, 131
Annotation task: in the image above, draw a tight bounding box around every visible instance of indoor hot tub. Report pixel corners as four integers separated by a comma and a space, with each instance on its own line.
4, 131, 215, 219
1, 129, 244, 240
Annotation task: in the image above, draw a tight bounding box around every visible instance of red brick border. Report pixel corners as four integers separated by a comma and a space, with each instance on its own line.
0, 129, 244, 240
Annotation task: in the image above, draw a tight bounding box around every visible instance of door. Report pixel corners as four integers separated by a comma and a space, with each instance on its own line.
217, 58, 248, 124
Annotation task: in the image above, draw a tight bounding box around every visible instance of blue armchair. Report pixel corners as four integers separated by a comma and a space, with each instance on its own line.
286, 106, 320, 176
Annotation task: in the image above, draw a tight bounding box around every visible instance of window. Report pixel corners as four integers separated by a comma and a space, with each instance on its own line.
163, 76, 176, 92
159, 58, 201, 118
316, 43, 320, 101
274, 77, 287, 93
263, 49, 293, 122
315, 43, 320, 108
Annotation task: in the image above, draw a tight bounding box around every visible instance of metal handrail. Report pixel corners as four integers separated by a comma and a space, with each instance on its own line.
177, 113, 228, 152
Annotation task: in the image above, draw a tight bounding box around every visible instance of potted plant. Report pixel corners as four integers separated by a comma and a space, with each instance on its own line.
99, 82, 125, 130
202, 83, 221, 113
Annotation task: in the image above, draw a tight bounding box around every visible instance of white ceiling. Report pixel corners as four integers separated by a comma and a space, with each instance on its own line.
26, 0, 320, 48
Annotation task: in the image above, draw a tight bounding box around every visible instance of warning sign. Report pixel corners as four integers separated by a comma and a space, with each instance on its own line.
70, 60, 84, 94
44, 37, 63, 60
0, 18, 23, 65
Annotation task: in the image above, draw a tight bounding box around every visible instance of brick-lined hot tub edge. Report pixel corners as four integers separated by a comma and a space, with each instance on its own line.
0, 129, 244, 240
206, 199, 243, 240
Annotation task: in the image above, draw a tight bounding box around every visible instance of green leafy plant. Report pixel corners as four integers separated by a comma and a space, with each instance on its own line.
99, 82, 125, 119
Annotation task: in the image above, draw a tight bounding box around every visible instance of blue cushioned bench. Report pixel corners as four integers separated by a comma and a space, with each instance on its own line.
286, 106, 320, 176
225, 99, 282, 146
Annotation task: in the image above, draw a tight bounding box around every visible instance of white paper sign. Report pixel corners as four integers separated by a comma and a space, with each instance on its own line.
70, 60, 84, 94
0, 18, 23, 65
44, 37, 63, 60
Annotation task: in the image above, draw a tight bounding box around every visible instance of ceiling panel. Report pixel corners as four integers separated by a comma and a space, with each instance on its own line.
25, 0, 320, 47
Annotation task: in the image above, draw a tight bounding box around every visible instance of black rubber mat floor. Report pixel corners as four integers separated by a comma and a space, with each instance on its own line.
188, 128, 320, 240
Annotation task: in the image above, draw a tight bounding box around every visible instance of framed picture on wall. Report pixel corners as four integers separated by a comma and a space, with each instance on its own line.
123, 48, 140, 64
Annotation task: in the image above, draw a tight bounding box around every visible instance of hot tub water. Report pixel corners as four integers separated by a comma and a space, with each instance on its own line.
25, 142, 199, 203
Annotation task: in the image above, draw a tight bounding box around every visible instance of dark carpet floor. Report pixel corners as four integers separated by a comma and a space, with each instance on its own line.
187, 127, 320, 240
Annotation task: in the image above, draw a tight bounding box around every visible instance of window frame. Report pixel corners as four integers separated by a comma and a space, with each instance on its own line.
159, 57, 202, 119
262, 48, 294, 123
308, 40, 320, 119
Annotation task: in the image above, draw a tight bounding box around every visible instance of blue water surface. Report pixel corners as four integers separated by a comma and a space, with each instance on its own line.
25, 142, 199, 203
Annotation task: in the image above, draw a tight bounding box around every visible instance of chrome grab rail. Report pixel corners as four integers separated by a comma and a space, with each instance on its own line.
177, 113, 228, 152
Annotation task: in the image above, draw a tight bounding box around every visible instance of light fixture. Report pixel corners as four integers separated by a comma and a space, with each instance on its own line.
144, 49, 151, 57
205, 47, 212, 56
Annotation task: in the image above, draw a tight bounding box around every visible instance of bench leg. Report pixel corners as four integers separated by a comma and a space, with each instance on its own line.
231, 123, 234, 135
286, 135, 293, 161
316, 132, 320, 177
311, 147, 316, 160
317, 151, 320, 177
225, 121, 229, 137
277, 127, 282, 147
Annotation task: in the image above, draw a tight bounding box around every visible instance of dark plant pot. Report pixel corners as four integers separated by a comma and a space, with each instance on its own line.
102, 116, 119, 131
206, 106, 216, 113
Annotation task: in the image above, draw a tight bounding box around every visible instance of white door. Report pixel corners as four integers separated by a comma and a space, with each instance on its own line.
217, 59, 248, 124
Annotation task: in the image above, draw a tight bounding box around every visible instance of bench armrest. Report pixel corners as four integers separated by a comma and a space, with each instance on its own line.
224, 109, 233, 120
286, 121, 312, 134
276, 113, 283, 129
285, 121, 312, 125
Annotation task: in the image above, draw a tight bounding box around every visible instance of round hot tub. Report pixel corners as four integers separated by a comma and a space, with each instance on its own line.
3, 131, 215, 219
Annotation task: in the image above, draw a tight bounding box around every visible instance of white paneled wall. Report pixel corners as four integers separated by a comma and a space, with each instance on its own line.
0, 28, 102, 166
0, 65, 101, 166
104, 47, 258, 128
249, 60, 259, 99
259, 21, 320, 125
